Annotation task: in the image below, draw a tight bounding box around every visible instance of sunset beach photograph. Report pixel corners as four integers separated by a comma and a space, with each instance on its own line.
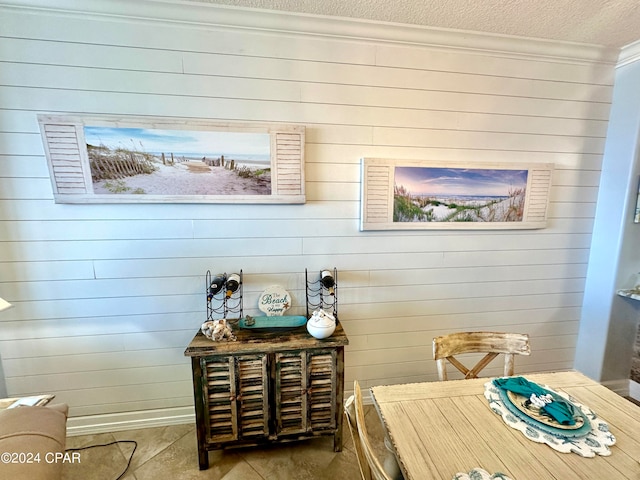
393, 166, 528, 223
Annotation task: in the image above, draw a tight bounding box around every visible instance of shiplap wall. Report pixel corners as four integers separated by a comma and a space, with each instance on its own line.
0, 0, 615, 433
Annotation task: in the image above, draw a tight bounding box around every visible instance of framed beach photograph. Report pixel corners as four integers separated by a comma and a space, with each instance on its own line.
38, 115, 305, 204
360, 158, 554, 230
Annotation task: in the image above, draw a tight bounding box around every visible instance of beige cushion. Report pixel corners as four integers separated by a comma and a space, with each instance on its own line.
0, 404, 68, 480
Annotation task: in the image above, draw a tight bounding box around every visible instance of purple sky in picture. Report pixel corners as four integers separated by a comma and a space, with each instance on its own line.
395, 166, 528, 196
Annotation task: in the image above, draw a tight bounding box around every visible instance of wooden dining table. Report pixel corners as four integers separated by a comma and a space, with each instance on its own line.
370, 371, 640, 480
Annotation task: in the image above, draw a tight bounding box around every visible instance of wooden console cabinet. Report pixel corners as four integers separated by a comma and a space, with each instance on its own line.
184, 322, 349, 470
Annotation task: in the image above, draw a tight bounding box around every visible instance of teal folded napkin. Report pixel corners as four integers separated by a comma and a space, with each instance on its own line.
493, 376, 577, 425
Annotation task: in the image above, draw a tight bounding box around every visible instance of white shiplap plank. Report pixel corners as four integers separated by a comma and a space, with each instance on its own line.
1, 277, 201, 301
84, 248, 590, 279
0, 219, 195, 241
0, 237, 304, 262
44, 381, 194, 412
346, 320, 579, 353
183, 51, 614, 102
0, 8, 379, 67
0, 198, 361, 221
373, 44, 615, 85
342, 307, 582, 336
2, 263, 588, 303
0, 327, 198, 360
365, 263, 588, 286
339, 292, 584, 320
0, 37, 184, 73
0, 85, 608, 141
0, 155, 50, 178
0, 132, 46, 156
6, 363, 192, 393
0, 260, 95, 282
0, 334, 126, 360
0, 295, 202, 323
3, 348, 189, 377
372, 126, 606, 154
0, 62, 303, 104
341, 278, 586, 306
302, 233, 593, 255
304, 144, 605, 171
0, 177, 53, 200
300, 82, 612, 121
0, 313, 201, 341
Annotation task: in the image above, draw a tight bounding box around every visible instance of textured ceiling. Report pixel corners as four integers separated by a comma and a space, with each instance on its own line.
187, 0, 640, 48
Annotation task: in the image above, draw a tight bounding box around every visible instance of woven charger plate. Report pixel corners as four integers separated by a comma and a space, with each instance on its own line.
497, 386, 592, 438
505, 390, 586, 430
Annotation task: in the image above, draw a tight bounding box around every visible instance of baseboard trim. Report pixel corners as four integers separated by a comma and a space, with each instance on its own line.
66, 407, 195, 437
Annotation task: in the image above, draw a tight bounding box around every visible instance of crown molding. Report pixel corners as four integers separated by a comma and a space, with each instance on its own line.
0, 0, 619, 64
617, 39, 640, 68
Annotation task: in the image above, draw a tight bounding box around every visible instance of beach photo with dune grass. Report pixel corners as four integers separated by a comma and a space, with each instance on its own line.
84, 126, 272, 196
393, 166, 528, 223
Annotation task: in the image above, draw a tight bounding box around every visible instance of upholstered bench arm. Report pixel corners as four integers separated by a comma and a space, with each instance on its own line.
0, 404, 68, 480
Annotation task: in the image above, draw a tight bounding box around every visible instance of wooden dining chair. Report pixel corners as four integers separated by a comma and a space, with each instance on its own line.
344, 381, 403, 480
433, 331, 530, 381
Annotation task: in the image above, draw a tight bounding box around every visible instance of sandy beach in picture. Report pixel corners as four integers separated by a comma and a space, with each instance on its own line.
91, 156, 271, 196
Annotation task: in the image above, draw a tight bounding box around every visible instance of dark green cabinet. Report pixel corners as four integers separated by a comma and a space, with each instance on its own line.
185, 324, 348, 470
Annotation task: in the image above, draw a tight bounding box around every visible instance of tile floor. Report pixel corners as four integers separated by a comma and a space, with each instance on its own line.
61, 405, 387, 480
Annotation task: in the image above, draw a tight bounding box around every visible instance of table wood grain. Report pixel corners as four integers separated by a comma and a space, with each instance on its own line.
370, 371, 640, 480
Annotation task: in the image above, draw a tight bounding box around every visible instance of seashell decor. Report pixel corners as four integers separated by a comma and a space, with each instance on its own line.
306, 309, 336, 339
201, 319, 237, 342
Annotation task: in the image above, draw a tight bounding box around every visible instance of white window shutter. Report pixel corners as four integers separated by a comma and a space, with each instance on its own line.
38, 118, 92, 195
272, 129, 305, 197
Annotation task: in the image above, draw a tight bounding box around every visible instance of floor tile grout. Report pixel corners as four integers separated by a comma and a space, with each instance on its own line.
63, 405, 382, 480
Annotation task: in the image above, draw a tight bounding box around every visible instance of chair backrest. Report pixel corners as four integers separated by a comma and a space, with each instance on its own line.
433, 331, 530, 381
344, 381, 395, 480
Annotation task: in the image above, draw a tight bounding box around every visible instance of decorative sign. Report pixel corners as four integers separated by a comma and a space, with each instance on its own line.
258, 285, 291, 316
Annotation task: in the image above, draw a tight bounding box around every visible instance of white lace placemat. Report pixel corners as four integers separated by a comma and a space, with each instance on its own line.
484, 380, 616, 457
453, 467, 512, 480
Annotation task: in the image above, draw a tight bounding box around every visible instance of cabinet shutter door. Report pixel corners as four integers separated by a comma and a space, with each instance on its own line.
236, 355, 269, 438
203, 357, 238, 442
308, 350, 337, 430
274, 352, 308, 435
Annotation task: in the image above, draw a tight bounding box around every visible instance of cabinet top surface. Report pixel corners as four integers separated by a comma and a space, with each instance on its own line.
184, 321, 349, 356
